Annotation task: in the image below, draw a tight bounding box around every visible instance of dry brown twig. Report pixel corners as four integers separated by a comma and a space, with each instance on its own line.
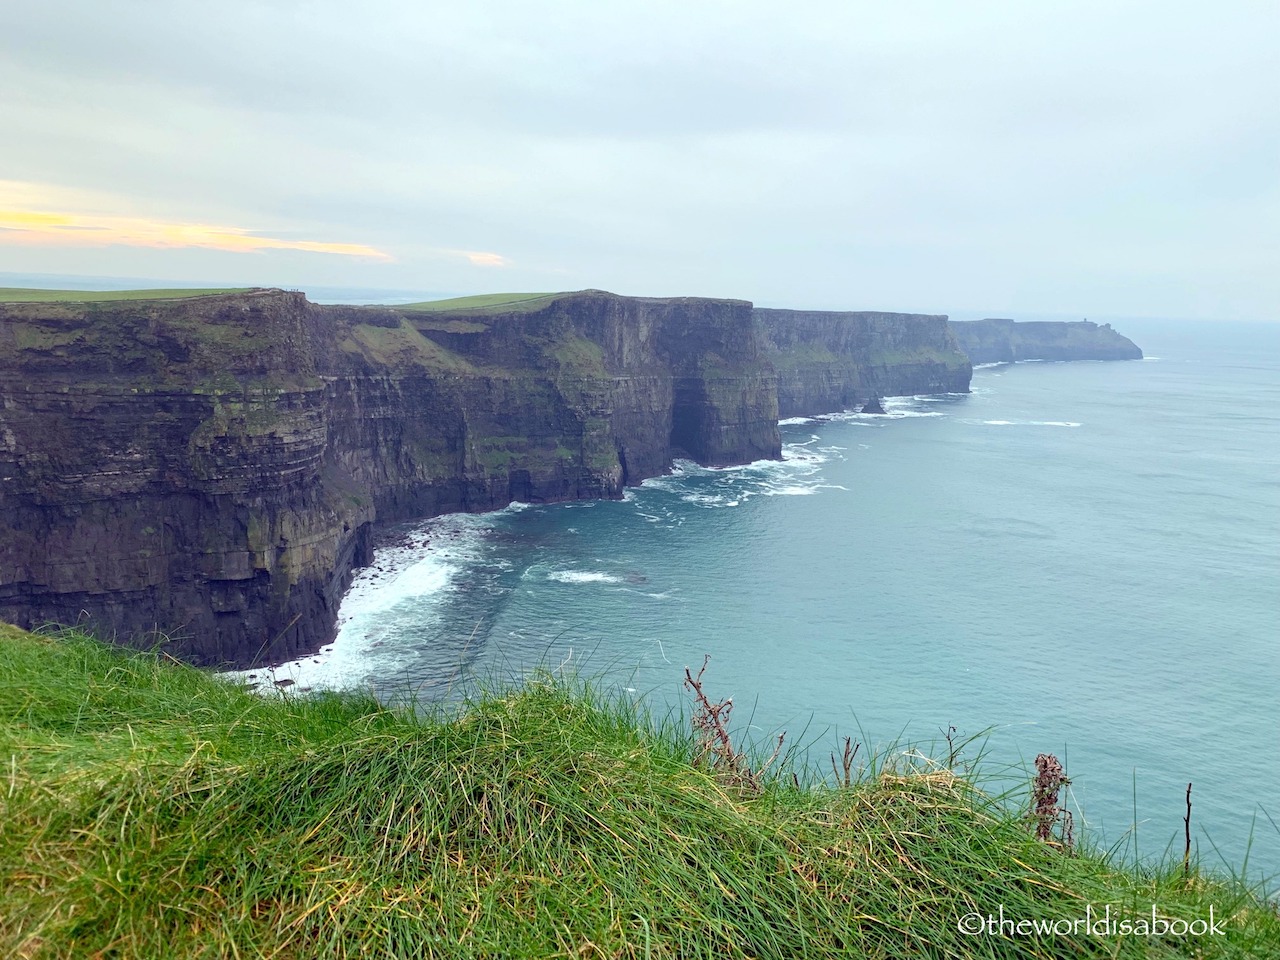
684, 655, 784, 793
831, 736, 861, 788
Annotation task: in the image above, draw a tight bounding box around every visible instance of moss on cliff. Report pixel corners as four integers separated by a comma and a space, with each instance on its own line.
340, 319, 476, 373
398, 291, 562, 314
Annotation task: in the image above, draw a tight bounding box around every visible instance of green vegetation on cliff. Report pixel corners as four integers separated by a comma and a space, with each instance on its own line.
398, 291, 562, 314
2, 625, 1275, 959
0, 287, 253, 303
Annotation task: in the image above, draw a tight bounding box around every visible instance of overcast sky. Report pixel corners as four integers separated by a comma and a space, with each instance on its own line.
2, 1, 1276, 319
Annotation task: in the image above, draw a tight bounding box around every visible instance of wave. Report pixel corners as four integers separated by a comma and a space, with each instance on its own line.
823, 408, 944, 423
761, 482, 848, 497
817, 396, 948, 423
547, 570, 624, 585
223, 512, 496, 694
979, 419, 1081, 427
631, 443, 843, 509
344, 554, 457, 618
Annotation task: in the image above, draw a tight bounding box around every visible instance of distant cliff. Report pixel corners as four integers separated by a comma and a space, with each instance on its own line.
949, 319, 1142, 364
757, 309, 971, 417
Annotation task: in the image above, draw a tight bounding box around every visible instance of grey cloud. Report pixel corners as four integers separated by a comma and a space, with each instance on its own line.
2, 0, 1277, 319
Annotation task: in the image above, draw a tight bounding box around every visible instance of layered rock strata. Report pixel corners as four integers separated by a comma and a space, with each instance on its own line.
756, 308, 972, 418
0, 289, 782, 666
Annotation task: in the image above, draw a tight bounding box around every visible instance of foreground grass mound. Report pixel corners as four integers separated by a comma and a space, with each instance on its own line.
1, 626, 1276, 959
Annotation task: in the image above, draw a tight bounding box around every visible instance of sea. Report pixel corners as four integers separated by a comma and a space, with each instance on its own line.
242, 317, 1280, 884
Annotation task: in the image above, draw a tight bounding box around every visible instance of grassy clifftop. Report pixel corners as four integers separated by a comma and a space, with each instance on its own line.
2, 627, 1276, 959
0, 287, 254, 303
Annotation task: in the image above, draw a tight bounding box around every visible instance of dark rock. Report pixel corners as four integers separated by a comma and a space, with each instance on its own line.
861, 396, 886, 414
0, 289, 785, 667
756, 308, 971, 418
948, 319, 1143, 364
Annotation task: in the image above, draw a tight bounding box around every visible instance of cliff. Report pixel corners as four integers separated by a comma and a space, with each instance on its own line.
1, 288, 986, 667
948, 318, 1143, 364
0, 289, 781, 666
756, 308, 972, 417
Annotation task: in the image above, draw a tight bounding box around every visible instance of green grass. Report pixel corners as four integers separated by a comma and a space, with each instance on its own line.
396, 292, 563, 314
0, 287, 252, 303
2, 624, 1277, 959
340, 320, 477, 373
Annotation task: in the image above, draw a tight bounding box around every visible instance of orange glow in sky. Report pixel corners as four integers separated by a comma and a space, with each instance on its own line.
0, 205, 393, 261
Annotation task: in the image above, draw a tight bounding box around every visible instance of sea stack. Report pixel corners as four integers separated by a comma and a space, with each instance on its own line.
861, 396, 886, 414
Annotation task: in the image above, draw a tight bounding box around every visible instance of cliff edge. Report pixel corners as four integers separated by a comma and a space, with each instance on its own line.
949, 318, 1143, 364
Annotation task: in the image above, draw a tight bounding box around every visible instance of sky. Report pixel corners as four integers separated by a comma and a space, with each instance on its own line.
1, 1, 1277, 319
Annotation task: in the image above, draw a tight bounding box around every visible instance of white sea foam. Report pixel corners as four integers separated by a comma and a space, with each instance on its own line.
547, 570, 623, 585
778, 416, 818, 425
825, 408, 942, 422
883, 397, 946, 417
820, 396, 947, 423
780, 443, 831, 467
223, 511, 493, 694
681, 491, 733, 507
761, 484, 818, 496
979, 419, 1081, 427
627, 422, 859, 512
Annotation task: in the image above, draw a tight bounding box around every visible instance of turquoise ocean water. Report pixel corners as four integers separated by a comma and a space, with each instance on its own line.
258, 318, 1280, 881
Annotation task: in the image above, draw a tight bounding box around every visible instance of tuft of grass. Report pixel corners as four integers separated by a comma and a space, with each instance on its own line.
0, 287, 253, 303
1, 624, 1277, 958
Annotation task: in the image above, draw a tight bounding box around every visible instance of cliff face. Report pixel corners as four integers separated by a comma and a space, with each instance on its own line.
948, 319, 1143, 364
0, 289, 780, 666
0, 291, 369, 667
756, 308, 972, 418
